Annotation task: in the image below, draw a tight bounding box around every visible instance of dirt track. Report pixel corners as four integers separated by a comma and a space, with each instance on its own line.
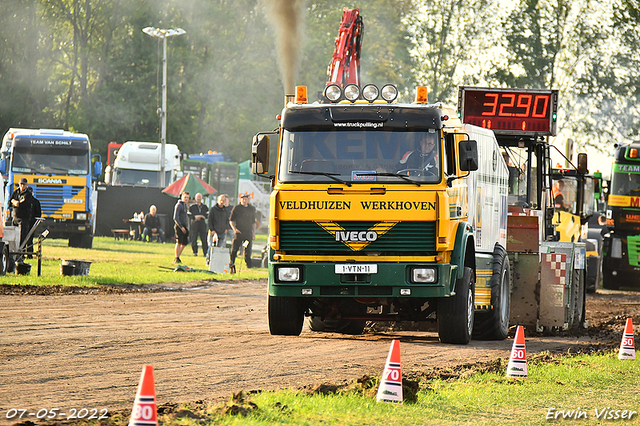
0, 280, 638, 424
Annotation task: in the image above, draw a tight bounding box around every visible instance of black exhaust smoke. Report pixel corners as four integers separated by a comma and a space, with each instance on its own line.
262, 0, 306, 103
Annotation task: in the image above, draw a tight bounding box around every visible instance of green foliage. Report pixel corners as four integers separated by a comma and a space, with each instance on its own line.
0, 0, 55, 128
492, 0, 632, 152
575, 0, 640, 144
404, 0, 500, 102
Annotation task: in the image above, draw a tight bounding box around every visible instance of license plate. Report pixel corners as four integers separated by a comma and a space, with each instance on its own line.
335, 264, 377, 274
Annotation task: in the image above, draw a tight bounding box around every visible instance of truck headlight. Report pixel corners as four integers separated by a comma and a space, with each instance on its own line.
611, 237, 622, 258
381, 84, 398, 102
362, 84, 379, 102
324, 84, 342, 102
411, 267, 437, 283
76, 212, 88, 221
277, 266, 301, 282
344, 84, 360, 102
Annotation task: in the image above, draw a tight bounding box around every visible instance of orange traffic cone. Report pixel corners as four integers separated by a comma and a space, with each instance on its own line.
506, 325, 528, 378
129, 365, 158, 426
376, 339, 403, 404
618, 318, 635, 360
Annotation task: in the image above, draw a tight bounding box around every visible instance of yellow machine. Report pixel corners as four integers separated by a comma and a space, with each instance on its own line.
252, 84, 510, 344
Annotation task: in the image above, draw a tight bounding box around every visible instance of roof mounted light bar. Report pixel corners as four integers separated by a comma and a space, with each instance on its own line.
322, 84, 398, 104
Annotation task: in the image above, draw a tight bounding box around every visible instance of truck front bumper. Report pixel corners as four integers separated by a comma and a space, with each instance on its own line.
268, 261, 456, 298
39, 219, 92, 239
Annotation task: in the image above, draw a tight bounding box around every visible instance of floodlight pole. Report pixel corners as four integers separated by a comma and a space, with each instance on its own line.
142, 26, 186, 187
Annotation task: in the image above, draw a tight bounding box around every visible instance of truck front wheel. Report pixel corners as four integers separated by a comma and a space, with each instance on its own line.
0, 243, 9, 275
473, 246, 511, 340
69, 234, 93, 249
601, 262, 621, 290
268, 295, 304, 336
437, 266, 474, 344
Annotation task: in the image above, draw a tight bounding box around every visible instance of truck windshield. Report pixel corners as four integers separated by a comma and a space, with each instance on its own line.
112, 169, 172, 187
278, 130, 441, 184
12, 147, 89, 175
611, 170, 640, 196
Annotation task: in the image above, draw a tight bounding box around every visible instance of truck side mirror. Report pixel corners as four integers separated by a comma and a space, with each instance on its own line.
252, 134, 270, 175
459, 140, 479, 172
91, 154, 102, 179
577, 152, 588, 174
94, 160, 103, 178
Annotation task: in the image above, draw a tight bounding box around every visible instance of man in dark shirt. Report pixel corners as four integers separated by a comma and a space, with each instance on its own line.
141, 205, 165, 243
396, 133, 439, 177
229, 193, 260, 271
10, 177, 40, 249
188, 192, 209, 256
208, 194, 231, 248
173, 191, 190, 264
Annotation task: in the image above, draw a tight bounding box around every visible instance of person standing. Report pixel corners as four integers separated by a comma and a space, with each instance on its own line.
229, 193, 260, 272
173, 191, 190, 264
10, 178, 39, 249
552, 180, 571, 211
188, 192, 209, 257
208, 194, 231, 248
28, 193, 41, 256
141, 205, 165, 243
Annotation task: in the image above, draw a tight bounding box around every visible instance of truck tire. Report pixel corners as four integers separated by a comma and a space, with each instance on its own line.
438, 266, 474, 344
602, 264, 621, 290
268, 295, 304, 336
473, 246, 511, 340
568, 268, 586, 329
80, 234, 93, 249
68, 235, 80, 248
69, 234, 93, 249
0, 243, 9, 275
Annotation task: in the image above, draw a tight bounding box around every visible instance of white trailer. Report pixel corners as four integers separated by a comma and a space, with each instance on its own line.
109, 141, 181, 187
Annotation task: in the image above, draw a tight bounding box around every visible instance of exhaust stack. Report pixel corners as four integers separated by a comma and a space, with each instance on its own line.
285, 94, 295, 106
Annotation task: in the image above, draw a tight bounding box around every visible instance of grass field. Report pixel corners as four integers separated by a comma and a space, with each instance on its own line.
0, 236, 267, 286
99, 350, 639, 426
231, 350, 640, 425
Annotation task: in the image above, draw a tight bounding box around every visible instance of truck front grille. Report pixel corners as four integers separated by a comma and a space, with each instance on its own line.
33, 185, 84, 216
279, 221, 437, 255
628, 235, 640, 267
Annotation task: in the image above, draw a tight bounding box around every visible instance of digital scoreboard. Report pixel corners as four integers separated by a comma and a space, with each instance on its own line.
458, 86, 558, 136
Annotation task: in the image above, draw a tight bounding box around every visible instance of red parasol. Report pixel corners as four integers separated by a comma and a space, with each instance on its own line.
161, 173, 216, 198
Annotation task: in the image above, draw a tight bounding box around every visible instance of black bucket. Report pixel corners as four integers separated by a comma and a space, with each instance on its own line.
16, 262, 31, 275
60, 259, 92, 276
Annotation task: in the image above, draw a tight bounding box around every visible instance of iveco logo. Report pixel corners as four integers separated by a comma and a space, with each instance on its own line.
34, 178, 65, 184
316, 221, 398, 251
335, 230, 378, 242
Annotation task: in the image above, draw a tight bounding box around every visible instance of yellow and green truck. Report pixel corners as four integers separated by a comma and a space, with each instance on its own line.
602, 140, 640, 289
252, 84, 510, 344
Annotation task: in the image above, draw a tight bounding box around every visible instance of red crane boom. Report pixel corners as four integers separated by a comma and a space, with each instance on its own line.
326, 8, 363, 87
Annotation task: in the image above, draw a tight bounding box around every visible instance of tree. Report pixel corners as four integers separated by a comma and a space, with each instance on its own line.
490, 0, 616, 153
0, 0, 55, 130
572, 0, 640, 145
404, 0, 499, 102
